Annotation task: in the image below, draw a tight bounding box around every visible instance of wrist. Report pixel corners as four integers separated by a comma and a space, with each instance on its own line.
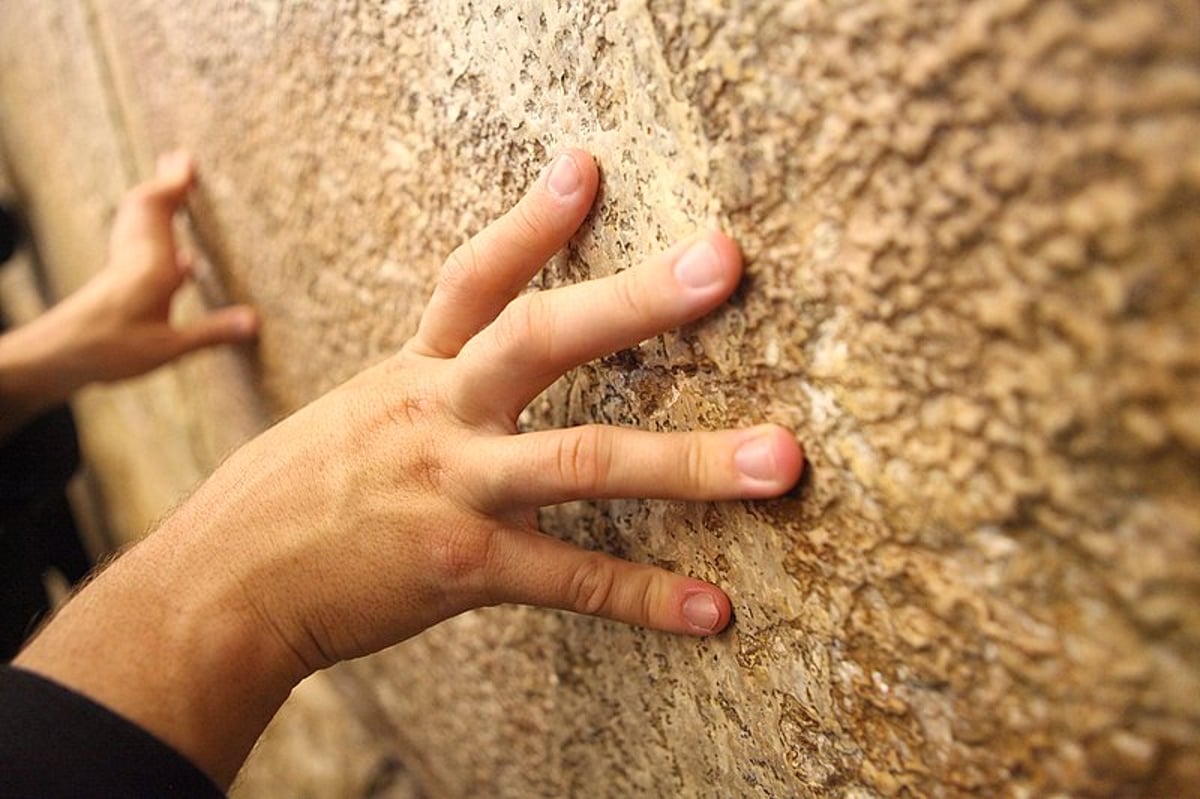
0, 301, 94, 410
15, 498, 308, 788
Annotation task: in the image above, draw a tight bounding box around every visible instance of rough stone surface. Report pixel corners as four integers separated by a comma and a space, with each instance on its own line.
1, 1, 1197, 796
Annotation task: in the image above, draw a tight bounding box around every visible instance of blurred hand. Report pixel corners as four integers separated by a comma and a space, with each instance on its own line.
0, 151, 257, 437
61, 149, 257, 383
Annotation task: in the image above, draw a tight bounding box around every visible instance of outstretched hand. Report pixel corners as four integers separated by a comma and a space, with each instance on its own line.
15, 150, 804, 788
187, 149, 804, 666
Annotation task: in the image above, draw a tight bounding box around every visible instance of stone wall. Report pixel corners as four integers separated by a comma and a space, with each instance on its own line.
1, 1, 1197, 796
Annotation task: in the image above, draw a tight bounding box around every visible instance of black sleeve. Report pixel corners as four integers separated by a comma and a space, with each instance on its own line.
0, 665, 224, 798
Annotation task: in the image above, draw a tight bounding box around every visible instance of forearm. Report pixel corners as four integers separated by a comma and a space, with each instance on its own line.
13, 483, 309, 789
0, 303, 92, 438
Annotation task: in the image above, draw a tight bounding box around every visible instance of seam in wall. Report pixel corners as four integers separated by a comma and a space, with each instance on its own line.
80, 0, 140, 185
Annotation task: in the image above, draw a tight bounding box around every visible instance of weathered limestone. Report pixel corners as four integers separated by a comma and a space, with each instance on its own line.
1, 1, 1197, 796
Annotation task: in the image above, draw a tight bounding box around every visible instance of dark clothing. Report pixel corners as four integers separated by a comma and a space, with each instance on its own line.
0, 204, 21, 265
0, 243, 218, 796
1, 213, 93, 659
0, 407, 91, 660
0, 665, 223, 797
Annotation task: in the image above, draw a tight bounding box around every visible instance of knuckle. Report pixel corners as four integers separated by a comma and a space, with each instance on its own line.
438, 239, 482, 296
494, 295, 534, 350
556, 425, 613, 494
610, 270, 646, 319
409, 446, 447, 494
682, 434, 709, 491
493, 292, 551, 361
568, 555, 616, 616
384, 395, 429, 427
635, 571, 659, 628
348, 386, 448, 493
430, 526, 496, 591
510, 197, 547, 246
358, 379, 435, 433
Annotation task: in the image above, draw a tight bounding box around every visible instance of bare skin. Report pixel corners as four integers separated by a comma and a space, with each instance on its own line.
0, 150, 257, 438
13, 149, 804, 789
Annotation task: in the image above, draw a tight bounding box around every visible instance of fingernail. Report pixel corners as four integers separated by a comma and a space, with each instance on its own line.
157, 150, 188, 178
734, 433, 777, 482
547, 153, 581, 197
236, 309, 259, 335
682, 592, 720, 633
673, 240, 723, 289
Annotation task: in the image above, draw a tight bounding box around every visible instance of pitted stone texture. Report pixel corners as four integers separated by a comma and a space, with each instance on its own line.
2, 0, 1197, 796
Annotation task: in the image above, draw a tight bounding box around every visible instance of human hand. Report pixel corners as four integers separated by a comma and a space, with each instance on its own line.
0, 151, 257, 436
55, 149, 258, 384
168, 149, 804, 667
15, 149, 804, 786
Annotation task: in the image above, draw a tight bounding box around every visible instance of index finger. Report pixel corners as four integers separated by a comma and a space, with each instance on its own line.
110, 150, 195, 244
410, 149, 599, 358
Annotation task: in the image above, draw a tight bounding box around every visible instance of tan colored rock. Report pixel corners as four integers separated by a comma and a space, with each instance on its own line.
231, 672, 423, 799
1, 0, 1197, 796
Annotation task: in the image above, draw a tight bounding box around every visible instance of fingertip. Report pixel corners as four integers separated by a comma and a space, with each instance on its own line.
229, 305, 260, 338
733, 424, 805, 496
557, 147, 598, 182
205, 306, 260, 345
155, 148, 195, 188
768, 424, 805, 490
679, 585, 733, 636
175, 307, 258, 355
668, 231, 743, 301
542, 148, 599, 204
705, 230, 744, 282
